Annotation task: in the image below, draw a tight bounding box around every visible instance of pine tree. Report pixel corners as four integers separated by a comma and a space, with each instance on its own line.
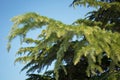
8, 0, 120, 80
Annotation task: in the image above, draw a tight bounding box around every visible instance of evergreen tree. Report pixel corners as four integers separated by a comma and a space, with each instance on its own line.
8, 0, 120, 80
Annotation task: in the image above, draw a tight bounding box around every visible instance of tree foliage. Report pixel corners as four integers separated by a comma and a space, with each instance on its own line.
8, 0, 120, 80
26, 74, 54, 80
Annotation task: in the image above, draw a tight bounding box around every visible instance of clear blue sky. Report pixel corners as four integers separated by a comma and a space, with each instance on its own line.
0, 0, 93, 80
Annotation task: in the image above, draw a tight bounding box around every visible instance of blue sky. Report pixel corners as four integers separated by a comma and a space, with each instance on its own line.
0, 0, 93, 80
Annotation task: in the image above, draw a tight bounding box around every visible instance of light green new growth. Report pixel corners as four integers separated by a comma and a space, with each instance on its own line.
8, 12, 120, 80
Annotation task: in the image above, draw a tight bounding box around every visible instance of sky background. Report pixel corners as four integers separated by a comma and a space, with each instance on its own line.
0, 0, 93, 80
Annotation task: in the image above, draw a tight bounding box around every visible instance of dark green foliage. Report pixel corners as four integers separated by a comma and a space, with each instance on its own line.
72, 0, 120, 32
8, 0, 120, 80
26, 74, 54, 80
